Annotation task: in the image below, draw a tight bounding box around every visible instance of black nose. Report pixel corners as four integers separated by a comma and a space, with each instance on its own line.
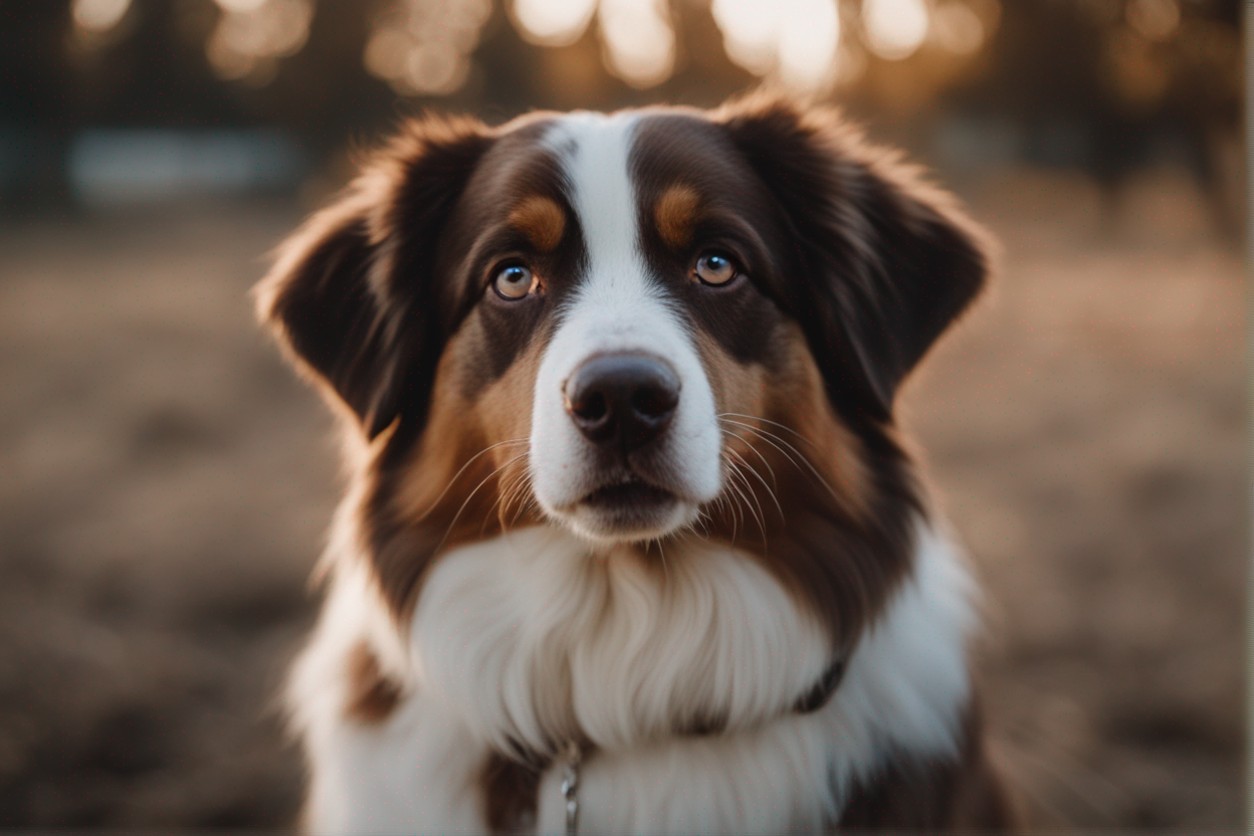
564, 353, 680, 451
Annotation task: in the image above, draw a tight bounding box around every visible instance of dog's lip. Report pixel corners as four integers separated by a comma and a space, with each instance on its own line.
579, 479, 677, 509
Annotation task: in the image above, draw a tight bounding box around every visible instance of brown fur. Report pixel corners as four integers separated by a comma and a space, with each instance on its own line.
837, 703, 1019, 831
343, 640, 403, 724
368, 327, 547, 621
480, 753, 541, 835
509, 196, 566, 253
653, 184, 701, 250
691, 325, 909, 657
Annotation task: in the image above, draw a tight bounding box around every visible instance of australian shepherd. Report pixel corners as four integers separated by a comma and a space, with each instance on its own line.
257, 94, 1016, 833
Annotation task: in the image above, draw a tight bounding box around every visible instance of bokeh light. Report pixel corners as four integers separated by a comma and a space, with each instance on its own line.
1125, 0, 1181, 42
1105, 26, 1169, 106
863, 0, 930, 61
215, 0, 269, 12
512, 0, 598, 46
599, 0, 675, 88
206, 0, 314, 82
71, 0, 131, 33
931, 0, 986, 55
778, 0, 841, 92
363, 0, 493, 95
712, 0, 842, 93
172, 0, 1009, 97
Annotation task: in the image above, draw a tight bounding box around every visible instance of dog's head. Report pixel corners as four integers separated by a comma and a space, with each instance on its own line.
258, 96, 988, 621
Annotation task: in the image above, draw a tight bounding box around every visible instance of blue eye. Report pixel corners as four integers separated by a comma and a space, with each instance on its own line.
693, 252, 739, 286
492, 263, 537, 300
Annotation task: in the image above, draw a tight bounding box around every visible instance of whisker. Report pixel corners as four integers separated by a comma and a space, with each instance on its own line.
717, 412, 818, 450
419, 437, 529, 521
434, 451, 530, 554
734, 464, 768, 540
719, 418, 844, 507
737, 432, 780, 490
718, 418, 811, 467
723, 456, 766, 539
722, 459, 745, 541
689, 508, 712, 538
504, 469, 540, 531
719, 418, 807, 471
725, 444, 784, 523
518, 495, 540, 527
712, 460, 741, 543
492, 466, 530, 533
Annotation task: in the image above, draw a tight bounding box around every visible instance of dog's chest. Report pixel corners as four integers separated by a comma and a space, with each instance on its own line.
297, 523, 975, 834
408, 528, 835, 756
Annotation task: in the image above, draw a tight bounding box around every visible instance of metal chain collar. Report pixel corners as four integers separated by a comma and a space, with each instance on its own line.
559, 739, 581, 836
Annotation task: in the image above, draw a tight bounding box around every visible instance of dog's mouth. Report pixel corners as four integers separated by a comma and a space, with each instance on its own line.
558, 471, 693, 543
581, 479, 676, 510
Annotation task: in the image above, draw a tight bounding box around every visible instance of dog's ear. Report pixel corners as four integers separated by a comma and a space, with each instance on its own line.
255, 116, 493, 439
717, 96, 991, 422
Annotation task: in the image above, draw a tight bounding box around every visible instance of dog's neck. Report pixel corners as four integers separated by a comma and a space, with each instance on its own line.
403, 521, 973, 765
436, 520, 976, 833
292, 517, 977, 833
406, 527, 833, 754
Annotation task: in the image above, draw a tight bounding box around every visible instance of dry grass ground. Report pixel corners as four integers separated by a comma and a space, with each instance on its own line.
0, 168, 1243, 829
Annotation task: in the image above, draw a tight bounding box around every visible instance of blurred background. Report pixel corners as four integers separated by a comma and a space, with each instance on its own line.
0, 0, 1244, 829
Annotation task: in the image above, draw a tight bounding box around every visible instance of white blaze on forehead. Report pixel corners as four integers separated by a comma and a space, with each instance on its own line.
528, 113, 723, 532
543, 111, 668, 317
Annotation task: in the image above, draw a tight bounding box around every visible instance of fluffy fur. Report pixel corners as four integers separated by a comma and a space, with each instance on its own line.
259, 95, 1015, 833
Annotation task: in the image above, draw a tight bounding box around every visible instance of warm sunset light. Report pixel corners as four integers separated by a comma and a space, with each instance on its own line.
364, 27, 410, 85
1125, 0, 1181, 41
6, 1, 1246, 833
863, 0, 930, 61
932, 0, 986, 55
778, 0, 841, 92
599, 0, 676, 88
214, 0, 269, 13
711, 0, 780, 74
194, 0, 1005, 97
71, 0, 131, 33
205, 0, 313, 81
512, 0, 598, 46
712, 0, 842, 93
363, 0, 492, 95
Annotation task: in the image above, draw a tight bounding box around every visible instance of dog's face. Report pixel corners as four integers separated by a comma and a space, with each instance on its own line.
258, 97, 987, 621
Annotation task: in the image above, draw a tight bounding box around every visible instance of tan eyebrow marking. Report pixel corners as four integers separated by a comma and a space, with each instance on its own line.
508, 196, 566, 253
654, 184, 701, 250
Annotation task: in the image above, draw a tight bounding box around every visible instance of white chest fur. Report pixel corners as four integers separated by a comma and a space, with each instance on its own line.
412, 528, 835, 756
289, 522, 975, 835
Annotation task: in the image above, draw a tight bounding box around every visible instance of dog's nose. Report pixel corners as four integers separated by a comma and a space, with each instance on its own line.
564, 353, 680, 451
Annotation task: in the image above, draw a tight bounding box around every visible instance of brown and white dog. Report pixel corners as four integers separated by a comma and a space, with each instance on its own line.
257, 95, 1016, 833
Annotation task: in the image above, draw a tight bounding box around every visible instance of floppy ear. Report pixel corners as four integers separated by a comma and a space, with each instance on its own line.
255, 117, 493, 439
718, 96, 991, 423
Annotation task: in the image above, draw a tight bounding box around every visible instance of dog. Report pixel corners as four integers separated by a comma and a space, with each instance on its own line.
257, 94, 1016, 833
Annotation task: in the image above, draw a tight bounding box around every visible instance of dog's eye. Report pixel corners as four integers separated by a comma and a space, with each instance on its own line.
692, 252, 740, 287
492, 263, 538, 301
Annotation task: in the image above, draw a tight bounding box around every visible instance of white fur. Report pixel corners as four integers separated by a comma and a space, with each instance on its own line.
291, 520, 974, 834
287, 560, 487, 834
528, 113, 723, 540
411, 527, 834, 755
